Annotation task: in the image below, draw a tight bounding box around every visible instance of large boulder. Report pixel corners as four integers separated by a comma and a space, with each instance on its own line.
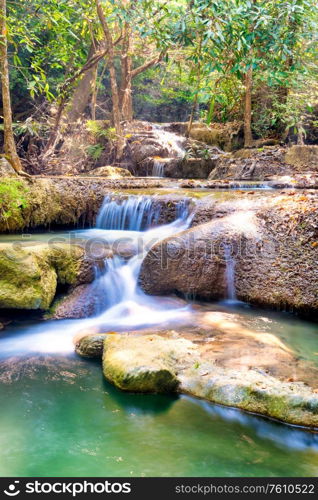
285, 145, 318, 170
189, 122, 243, 152
103, 334, 188, 393
140, 193, 318, 317
209, 147, 290, 180
140, 209, 260, 300
95, 324, 318, 427
0, 243, 94, 310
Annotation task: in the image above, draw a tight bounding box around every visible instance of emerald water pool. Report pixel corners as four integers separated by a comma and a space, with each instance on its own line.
0, 305, 318, 478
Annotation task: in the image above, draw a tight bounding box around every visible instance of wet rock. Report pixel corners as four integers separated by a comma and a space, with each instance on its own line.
140, 193, 318, 317
51, 284, 97, 319
140, 210, 259, 300
75, 333, 107, 358
0, 243, 94, 310
87, 166, 133, 178
103, 334, 184, 393
99, 324, 318, 427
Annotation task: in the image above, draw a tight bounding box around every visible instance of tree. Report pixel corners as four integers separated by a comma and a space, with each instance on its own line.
0, 0, 29, 175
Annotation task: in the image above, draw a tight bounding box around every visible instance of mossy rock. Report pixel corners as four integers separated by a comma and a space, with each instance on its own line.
0, 243, 91, 310
75, 333, 107, 358
103, 334, 183, 393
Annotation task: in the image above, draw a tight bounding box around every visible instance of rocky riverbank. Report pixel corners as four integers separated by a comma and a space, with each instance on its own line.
74, 311, 318, 428
140, 191, 318, 318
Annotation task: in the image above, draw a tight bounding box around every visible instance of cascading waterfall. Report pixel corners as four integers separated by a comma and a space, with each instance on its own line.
152, 124, 186, 159
91, 195, 192, 323
0, 196, 192, 355
96, 195, 161, 231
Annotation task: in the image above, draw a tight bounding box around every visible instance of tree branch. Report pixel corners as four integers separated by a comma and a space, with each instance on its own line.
131, 50, 166, 78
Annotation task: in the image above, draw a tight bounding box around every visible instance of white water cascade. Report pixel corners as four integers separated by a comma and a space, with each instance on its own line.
224, 244, 237, 303
0, 196, 193, 356
150, 124, 186, 178
152, 124, 186, 159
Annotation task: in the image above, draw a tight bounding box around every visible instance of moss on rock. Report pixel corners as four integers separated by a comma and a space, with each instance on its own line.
0, 243, 93, 310
102, 334, 187, 393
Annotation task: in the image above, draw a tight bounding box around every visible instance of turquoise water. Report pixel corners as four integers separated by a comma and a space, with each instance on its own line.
0, 202, 318, 478
0, 353, 318, 477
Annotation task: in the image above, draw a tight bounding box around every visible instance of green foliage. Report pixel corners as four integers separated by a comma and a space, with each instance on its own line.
86, 121, 116, 142
85, 144, 104, 160
0, 180, 29, 224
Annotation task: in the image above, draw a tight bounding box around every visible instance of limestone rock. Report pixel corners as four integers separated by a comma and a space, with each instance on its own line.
97, 324, 318, 427
87, 166, 133, 178
103, 334, 192, 393
285, 145, 318, 170
0, 243, 94, 310
140, 193, 318, 317
75, 333, 107, 358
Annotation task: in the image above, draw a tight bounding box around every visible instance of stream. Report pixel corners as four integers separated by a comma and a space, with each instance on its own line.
0, 193, 318, 477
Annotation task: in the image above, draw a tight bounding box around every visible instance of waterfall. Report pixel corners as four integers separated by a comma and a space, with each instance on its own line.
152, 159, 165, 178
85, 195, 192, 326
224, 244, 237, 302
96, 196, 161, 231
0, 196, 192, 356
152, 124, 186, 159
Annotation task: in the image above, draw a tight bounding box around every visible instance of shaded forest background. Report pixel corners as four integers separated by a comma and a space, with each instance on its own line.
0, 0, 317, 175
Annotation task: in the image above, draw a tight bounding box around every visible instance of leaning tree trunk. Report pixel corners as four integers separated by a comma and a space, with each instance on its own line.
0, 0, 28, 175
67, 44, 100, 123
244, 66, 253, 148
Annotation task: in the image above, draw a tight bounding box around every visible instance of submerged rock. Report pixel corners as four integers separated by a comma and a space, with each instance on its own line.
103, 334, 185, 393
0, 243, 94, 310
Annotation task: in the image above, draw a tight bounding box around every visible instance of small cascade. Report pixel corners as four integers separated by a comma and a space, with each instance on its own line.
152, 124, 186, 159
224, 244, 237, 302
152, 159, 165, 177
96, 196, 161, 231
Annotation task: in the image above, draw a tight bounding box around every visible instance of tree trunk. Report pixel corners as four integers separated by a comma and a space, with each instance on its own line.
96, 0, 122, 136
244, 66, 253, 148
67, 44, 100, 123
0, 0, 28, 175
120, 26, 133, 121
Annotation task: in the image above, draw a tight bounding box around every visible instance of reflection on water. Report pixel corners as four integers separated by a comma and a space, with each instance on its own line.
0, 356, 317, 477
190, 397, 318, 452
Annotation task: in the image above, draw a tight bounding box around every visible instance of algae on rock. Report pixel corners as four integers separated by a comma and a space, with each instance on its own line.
0, 243, 93, 310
